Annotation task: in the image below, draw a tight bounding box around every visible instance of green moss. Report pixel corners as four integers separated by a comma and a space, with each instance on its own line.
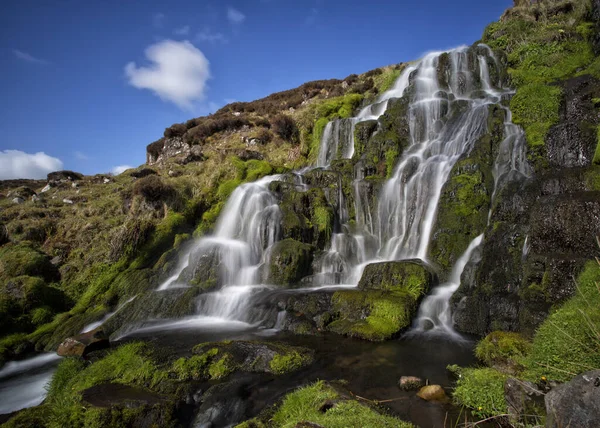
522, 260, 600, 382
377, 68, 402, 93
269, 350, 311, 375
475, 331, 531, 370
217, 178, 242, 200
170, 348, 218, 380
313, 206, 331, 233
385, 149, 398, 178
0, 243, 57, 281
450, 366, 508, 419
329, 290, 415, 341
208, 354, 236, 379
510, 83, 561, 149
267, 239, 315, 286
268, 381, 413, 428
245, 159, 273, 181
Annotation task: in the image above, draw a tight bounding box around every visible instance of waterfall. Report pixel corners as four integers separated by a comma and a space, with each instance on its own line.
155, 175, 282, 322
411, 234, 483, 336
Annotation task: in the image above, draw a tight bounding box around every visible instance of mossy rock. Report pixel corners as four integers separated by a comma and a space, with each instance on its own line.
357, 260, 435, 294
353, 120, 379, 159
188, 340, 314, 377
265, 239, 315, 287
428, 104, 503, 275
475, 331, 531, 375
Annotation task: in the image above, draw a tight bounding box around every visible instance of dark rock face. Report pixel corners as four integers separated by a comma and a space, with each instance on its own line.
504, 377, 544, 425
545, 370, 600, 428
192, 379, 248, 428
453, 75, 600, 337
57, 328, 109, 357
0, 223, 10, 246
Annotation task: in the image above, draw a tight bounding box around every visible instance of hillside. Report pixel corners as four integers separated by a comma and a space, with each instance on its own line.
1, 0, 600, 426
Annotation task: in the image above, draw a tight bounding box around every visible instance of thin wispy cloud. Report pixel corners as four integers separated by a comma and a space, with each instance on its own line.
111, 165, 133, 175
75, 151, 89, 161
153, 13, 165, 28
227, 7, 246, 24
174, 25, 190, 35
0, 150, 63, 180
305, 8, 319, 26
196, 28, 228, 44
125, 40, 211, 110
13, 49, 49, 65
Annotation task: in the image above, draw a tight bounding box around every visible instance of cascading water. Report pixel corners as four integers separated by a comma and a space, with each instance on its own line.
155, 175, 282, 323
313, 45, 531, 334
411, 234, 483, 336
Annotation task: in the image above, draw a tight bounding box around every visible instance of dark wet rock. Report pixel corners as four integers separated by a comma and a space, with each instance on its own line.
546, 75, 600, 169
57, 328, 109, 357
103, 288, 201, 338
528, 192, 600, 257
265, 239, 316, 287
178, 245, 222, 287
504, 377, 544, 425
192, 379, 248, 428
353, 120, 379, 159
398, 376, 424, 391
81, 383, 170, 407
545, 370, 600, 428
271, 185, 334, 249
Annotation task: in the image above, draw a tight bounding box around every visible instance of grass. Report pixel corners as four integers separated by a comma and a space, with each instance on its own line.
449, 366, 508, 419
267, 381, 413, 428
521, 259, 600, 382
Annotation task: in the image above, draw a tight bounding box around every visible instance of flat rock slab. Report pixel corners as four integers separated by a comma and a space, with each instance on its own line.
81, 383, 169, 408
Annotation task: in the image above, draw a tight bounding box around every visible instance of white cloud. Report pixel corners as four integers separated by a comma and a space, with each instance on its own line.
153, 13, 165, 28
174, 25, 190, 35
195, 28, 227, 44
0, 150, 63, 180
75, 151, 89, 161
227, 7, 246, 24
111, 165, 133, 175
125, 40, 211, 110
13, 49, 48, 65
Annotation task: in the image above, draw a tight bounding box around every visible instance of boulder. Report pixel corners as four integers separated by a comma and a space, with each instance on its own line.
357, 260, 435, 292
504, 377, 544, 425
398, 376, 424, 391
57, 328, 109, 357
265, 239, 316, 287
545, 370, 600, 428
236, 149, 264, 161
416, 385, 448, 402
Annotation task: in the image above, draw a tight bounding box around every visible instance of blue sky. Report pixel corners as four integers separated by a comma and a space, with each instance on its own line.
0, 0, 512, 179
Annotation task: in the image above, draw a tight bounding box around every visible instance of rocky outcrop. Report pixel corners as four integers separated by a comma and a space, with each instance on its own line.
453, 74, 600, 336
57, 328, 109, 357
265, 239, 316, 286
504, 377, 544, 426
545, 370, 600, 428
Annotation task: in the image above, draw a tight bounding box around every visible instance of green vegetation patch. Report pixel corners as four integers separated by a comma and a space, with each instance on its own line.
263, 380, 413, 428
522, 260, 600, 382
475, 331, 531, 372
449, 366, 508, 419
